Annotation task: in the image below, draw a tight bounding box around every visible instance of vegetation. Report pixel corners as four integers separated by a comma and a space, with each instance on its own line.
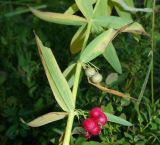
0, 0, 160, 145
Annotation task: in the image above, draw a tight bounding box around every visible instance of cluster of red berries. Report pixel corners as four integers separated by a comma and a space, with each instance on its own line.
82, 107, 108, 139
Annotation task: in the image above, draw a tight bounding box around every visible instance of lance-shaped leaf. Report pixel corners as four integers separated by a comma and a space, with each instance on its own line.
75, 0, 94, 19
63, 63, 76, 88
103, 43, 122, 73
112, 0, 152, 12
65, 3, 79, 14
65, 0, 96, 15
35, 34, 75, 112
70, 24, 87, 54
93, 16, 147, 35
105, 112, 133, 126
113, 0, 133, 19
91, 23, 104, 34
29, 7, 87, 26
80, 28, 118, 63
93, 0, 111, 17
21, 112, 67, 127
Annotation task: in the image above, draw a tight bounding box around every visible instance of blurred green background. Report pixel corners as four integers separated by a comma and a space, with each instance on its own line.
0, 0, 160, 145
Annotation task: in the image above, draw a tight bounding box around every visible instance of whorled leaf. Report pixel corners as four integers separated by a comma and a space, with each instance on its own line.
93, 16, 148, 35
93, 0, 111, 17
113, 0, 133, 19
70, 24, 87, 54
65, 0, 97, 15
80, 28, 118, 63
35, 34, 75, 112
29, 7, 87, 26
21, 112, 67, 127
75, 0, 94, 19
112, 0, 152, 12
103, 43, 122, 73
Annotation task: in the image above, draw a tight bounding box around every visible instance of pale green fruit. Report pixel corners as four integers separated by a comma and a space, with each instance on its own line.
85, 67, 96, 77
91, 73, 103, 83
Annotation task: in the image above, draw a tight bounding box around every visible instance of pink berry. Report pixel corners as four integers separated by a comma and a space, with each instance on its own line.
95, 113, 108, 126
90, 125, 101, 135
82, 118, 97, 131
82, 118, 100, 135
89, 107, 103, 118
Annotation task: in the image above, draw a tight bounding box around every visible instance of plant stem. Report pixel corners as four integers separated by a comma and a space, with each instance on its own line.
63, 62, 82, 145
72, 61, 82, 102
63, 20, 92, 145
62, 111, 75, 145
151, 0, 156, 105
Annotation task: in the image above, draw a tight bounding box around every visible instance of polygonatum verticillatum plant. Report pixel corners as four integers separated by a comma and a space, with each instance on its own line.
21, 0, 152, 144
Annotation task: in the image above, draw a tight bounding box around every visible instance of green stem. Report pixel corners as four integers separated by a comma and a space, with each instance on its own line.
62, 21, 92, 145
151, 0, 156, 105
62, 111, 75, 145
72, 61, 82, 102
63, 62, 82, 145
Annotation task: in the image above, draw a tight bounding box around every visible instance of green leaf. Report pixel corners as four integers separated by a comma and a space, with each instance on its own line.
35, 34, 75, 112
91, 23, 104, 34
80, 28, 118, 63
65, 3, 79, 14
105, 112, 133, 126
112, 0, 152, 12
29, 7, 87, 26
94, 16, 148, 35
75, 0, 94, 19
113, 0, 133, 19
63, 63, 76, 88
103, 43, 122, 73
21, 112, 67, 127
70, 24, 87, 54
93, 0, 111, 17
65, 0, 96, 15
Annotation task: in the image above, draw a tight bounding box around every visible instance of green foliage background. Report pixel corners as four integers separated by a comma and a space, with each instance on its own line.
0, 0, 160, 145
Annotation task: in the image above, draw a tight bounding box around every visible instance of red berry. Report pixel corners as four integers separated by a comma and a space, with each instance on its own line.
89, 107, 103, 118
82, 118, 97, 131
95, 113, 108, 126
82, 118, 100, 135
90, 125, 101, 135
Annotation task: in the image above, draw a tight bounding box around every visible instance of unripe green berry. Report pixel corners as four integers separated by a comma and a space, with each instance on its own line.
91, 73, 102, 83
85, 68, 96, 77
